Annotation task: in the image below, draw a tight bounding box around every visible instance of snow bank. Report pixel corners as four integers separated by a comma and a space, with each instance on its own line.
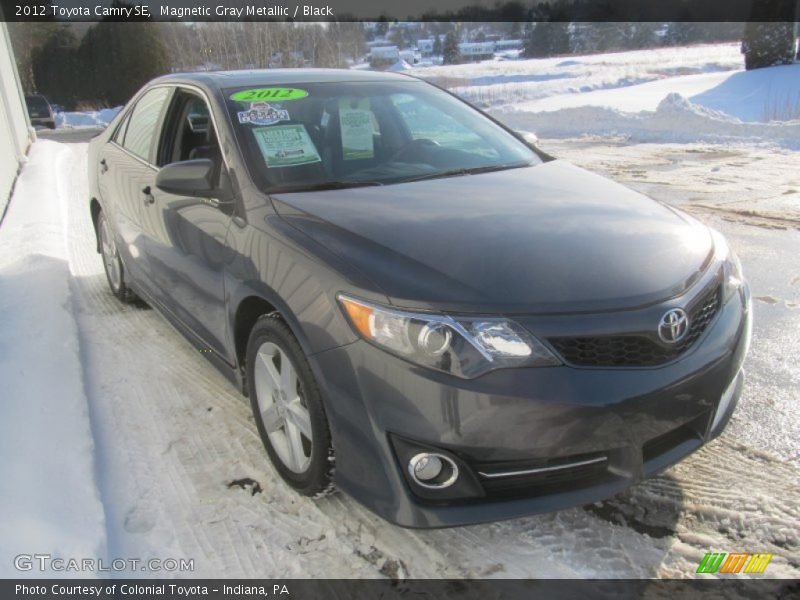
516, 64, 800, 124
387, 59, 412, 72
0, 141, 107, 576
690, 63, 800, 122
494, 93, 800, 149
514, 70, 736, 114
56, 107, 121, 130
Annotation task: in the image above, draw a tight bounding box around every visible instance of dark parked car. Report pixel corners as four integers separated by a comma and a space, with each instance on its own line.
88, 70, 751, 528
25, 94, 55, 129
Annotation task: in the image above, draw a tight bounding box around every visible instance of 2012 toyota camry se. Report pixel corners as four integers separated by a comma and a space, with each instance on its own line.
87, 69, 751, 528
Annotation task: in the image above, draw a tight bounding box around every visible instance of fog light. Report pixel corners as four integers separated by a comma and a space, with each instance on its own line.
408, 453, 458, 489
412, 455, 442, 481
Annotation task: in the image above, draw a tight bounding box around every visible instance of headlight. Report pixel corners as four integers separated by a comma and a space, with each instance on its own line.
338, 294, 560, 379
711, 229, 744, 303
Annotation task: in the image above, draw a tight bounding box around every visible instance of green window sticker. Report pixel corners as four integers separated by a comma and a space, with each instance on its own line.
230, 88, 308, 102
252, 124, 321, 168
339, 98, 375, 161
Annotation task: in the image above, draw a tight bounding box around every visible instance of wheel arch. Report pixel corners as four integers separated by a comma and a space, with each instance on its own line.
229, 283, 320, 396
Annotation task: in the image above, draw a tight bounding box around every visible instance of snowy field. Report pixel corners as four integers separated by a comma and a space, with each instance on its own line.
414, 43, 745, 107
3, 43, 799, 580
410, 43, 800, 149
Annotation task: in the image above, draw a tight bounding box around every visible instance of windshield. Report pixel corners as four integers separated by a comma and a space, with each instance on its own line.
224, 80, 541, 192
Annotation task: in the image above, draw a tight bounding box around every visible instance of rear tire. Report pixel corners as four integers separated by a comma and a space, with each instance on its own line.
246, 314, 334, 497
97, 210, 137, 303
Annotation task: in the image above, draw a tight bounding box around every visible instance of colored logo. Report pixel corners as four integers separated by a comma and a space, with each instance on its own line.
696, 552, 773, 574
237, 102, 290, 126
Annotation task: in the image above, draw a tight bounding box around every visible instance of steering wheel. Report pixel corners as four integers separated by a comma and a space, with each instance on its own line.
389, 138, 440, 162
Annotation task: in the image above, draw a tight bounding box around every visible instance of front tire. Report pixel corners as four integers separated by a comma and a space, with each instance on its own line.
97, 210, 137, 303
246, 314, 334, 496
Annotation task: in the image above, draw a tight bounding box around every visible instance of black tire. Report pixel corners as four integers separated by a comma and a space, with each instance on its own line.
96, 210, 138, 303
246, 313, 334, 497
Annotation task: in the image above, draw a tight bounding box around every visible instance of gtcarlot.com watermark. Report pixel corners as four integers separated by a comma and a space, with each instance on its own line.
14, 553, 194, 573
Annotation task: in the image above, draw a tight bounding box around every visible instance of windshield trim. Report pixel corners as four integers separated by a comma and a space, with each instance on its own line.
269, 163, 538, 194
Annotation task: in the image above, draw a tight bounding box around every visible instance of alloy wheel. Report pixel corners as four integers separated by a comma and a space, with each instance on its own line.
253, 341, 313, 473
99, 216, 121, 290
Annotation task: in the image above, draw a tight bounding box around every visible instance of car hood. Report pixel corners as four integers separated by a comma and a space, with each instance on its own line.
271, 160, 714, 313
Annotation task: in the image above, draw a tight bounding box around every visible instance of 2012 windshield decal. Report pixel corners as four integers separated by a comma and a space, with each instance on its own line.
230, 88, 308, 102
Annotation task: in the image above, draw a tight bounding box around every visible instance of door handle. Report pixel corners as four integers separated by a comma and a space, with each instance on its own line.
142, 186, 154, 205
99, 158, 108, 173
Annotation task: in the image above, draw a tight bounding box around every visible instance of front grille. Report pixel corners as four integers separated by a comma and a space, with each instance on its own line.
549, 284, 721, 367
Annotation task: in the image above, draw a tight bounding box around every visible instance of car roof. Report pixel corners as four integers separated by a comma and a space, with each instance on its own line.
152, 68, 418, 91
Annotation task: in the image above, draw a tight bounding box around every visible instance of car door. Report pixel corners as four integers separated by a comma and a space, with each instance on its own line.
97, 86, 173, 292
139, 87, 233, 360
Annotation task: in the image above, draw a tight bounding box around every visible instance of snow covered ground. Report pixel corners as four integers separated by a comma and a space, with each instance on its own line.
1, 136, 797, 579
3, 43, 799, 580
53, 107, 121, 130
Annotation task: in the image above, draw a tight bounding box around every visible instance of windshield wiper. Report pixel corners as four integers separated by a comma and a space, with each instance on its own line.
269, 180, 384, 194
398, 162, 533, 184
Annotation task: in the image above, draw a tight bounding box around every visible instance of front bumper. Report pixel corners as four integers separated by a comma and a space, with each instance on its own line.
313, 286, 751, 528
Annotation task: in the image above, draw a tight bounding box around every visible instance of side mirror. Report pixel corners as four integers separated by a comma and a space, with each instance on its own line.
156, 159, 218, 198
514, 130, 538, 146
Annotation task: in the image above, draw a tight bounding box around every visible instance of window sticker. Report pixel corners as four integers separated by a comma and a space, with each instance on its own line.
252, 124, 321, 168
230, 88, 308, 102
238, 102, 290, 126
339, 99, 374, 161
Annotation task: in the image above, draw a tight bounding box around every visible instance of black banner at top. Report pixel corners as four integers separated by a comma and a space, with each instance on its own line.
1, 0, 799, 22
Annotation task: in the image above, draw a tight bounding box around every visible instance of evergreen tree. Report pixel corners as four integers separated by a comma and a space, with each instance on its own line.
31, 25, 80, 107
524, 22, 571, 58
389, 27, 406, 49
741, 22, 796, 70
741, 0, 797, 70
375, 17, 389, 38
663, 22, 704, 47
442, 30, 461, 65
78, 20, 169, 105
432, 34, 442, 56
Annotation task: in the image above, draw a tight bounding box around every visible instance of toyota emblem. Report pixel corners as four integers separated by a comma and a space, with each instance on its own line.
658, 308, 689, 343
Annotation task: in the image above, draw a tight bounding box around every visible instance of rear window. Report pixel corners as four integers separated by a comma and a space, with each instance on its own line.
26, 96, 49, 111
225, 80, 540, 193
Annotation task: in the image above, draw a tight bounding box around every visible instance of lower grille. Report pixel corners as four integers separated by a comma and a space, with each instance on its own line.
474, 452, 611, 499
549, 283, 721, 367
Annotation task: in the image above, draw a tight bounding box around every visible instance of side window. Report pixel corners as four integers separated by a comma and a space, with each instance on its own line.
122, 87, 171, 162
112, 112, 131, 145
157, 91, 220, 168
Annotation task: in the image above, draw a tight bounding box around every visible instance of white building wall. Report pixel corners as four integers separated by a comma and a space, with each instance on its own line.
0, 23, 33, 204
